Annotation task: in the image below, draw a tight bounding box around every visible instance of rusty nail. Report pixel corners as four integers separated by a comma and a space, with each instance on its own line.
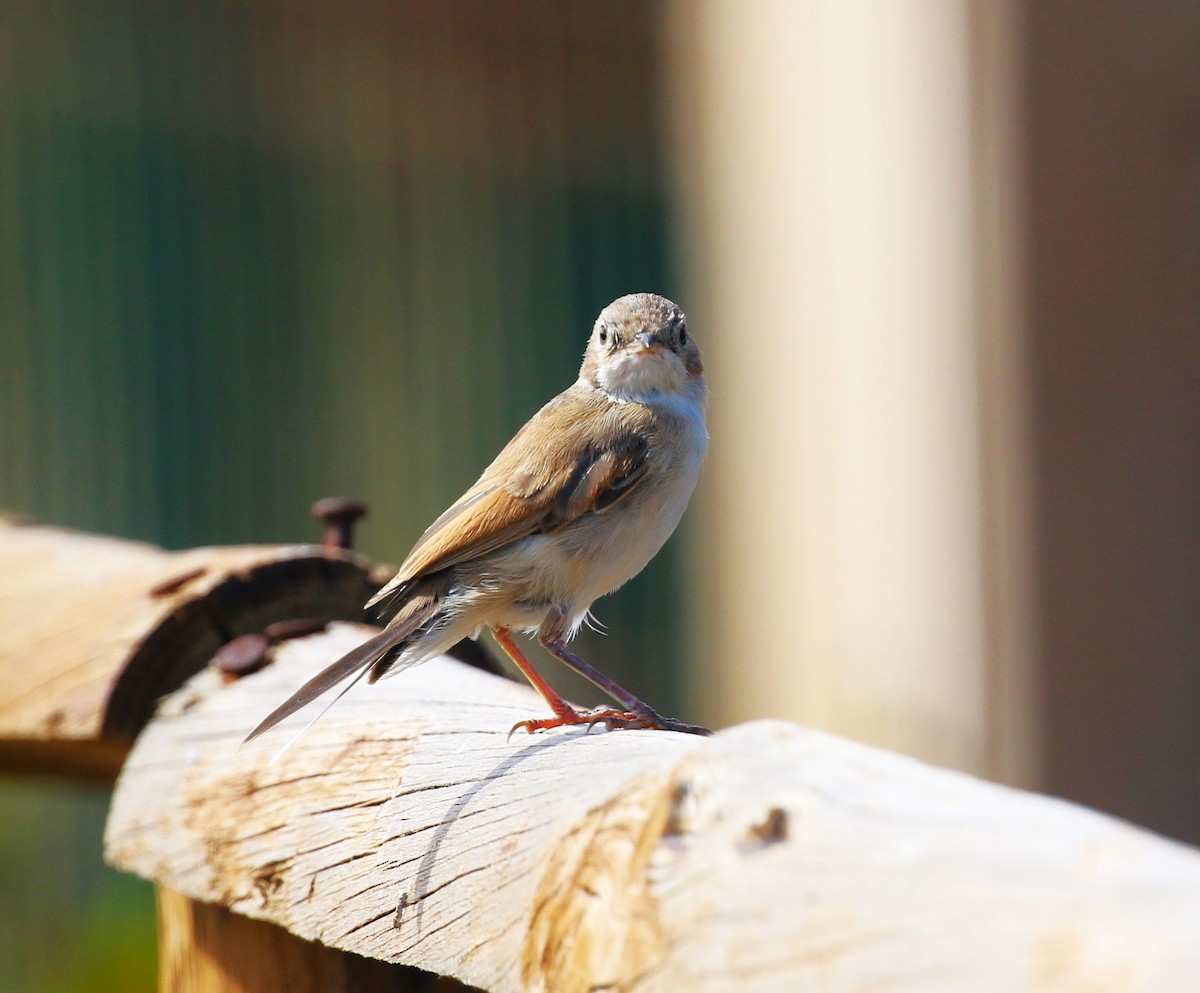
312, 496, 368, 550
213, 633, 270, 679
263, 617, 328, 643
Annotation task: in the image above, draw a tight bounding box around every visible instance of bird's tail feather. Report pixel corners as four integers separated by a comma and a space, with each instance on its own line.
266, 664, 371, 765
243, 625, 408, 744
243, 572, 451, 746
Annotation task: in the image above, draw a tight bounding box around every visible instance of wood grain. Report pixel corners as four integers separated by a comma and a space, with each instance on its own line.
107, 625, 1200, 993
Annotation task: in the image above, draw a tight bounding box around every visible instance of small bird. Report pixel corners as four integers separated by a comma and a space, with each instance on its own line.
247, 293, 709, 746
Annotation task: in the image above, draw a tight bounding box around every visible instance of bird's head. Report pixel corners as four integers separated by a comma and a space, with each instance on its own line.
580, 293, 704, 403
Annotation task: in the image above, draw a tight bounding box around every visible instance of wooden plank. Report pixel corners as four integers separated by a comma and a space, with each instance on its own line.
107, 625, 1200, 993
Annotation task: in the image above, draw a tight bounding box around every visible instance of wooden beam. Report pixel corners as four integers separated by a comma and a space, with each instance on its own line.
107, 625, 1200, 993
0, 515, 385, 780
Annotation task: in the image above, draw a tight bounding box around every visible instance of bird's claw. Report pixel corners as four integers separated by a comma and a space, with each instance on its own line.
507, 707, 634, 739
507, 706, 712, 740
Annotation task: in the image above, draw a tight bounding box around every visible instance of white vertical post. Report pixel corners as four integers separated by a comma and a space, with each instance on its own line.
663, 0, 1033, 780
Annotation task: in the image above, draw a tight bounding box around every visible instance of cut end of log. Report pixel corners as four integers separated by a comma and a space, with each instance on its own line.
0, 518, 385, 778
101, 549, 380, 741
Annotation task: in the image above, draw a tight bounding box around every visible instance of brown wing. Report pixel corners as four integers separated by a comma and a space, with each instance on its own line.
366, 387, 651, 613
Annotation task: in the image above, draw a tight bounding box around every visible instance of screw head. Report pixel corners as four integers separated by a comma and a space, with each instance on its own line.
213, 634, 270, 679
311, 496, 368, 524
311, 497, 368, 549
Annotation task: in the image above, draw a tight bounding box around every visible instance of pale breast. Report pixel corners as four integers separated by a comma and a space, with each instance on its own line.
453, 388, 707, 633
543, 391, 708, 605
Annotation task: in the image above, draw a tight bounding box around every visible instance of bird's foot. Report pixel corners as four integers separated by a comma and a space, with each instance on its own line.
508, 705, 712, 739
509, 706, 643, 737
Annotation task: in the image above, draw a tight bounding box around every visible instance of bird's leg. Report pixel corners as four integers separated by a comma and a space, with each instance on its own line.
495, 610, 710, 737
490, 626, 582, 730
537, 634, 711, 736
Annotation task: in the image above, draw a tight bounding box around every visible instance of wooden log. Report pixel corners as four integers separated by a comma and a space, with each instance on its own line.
106, 624, 1200, 993
0, 516, 384, 780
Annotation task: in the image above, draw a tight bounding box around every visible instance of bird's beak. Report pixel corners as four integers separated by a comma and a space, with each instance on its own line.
633, 330, 664, 353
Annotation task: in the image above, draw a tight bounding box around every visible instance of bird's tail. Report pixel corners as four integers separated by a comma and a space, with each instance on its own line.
243, 572, 450, 750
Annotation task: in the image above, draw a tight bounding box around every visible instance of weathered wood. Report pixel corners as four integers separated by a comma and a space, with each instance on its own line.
107, 625, 1200, 993
0, 516, 384, 779
156, 887, 464, 993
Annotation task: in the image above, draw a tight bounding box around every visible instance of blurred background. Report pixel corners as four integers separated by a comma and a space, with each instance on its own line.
0, 1, 1197, 989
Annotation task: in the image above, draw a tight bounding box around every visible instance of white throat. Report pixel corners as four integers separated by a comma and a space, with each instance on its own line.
592, 349, 697, 405
578, 376, 708, 429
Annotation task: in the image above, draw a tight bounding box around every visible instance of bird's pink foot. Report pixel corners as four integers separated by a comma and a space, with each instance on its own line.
508, 706, 636, 739
508, 706, 711, 739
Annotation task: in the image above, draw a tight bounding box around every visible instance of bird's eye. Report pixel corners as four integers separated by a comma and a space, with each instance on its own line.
599, 327, 608, 345
678, 323, 688, 345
